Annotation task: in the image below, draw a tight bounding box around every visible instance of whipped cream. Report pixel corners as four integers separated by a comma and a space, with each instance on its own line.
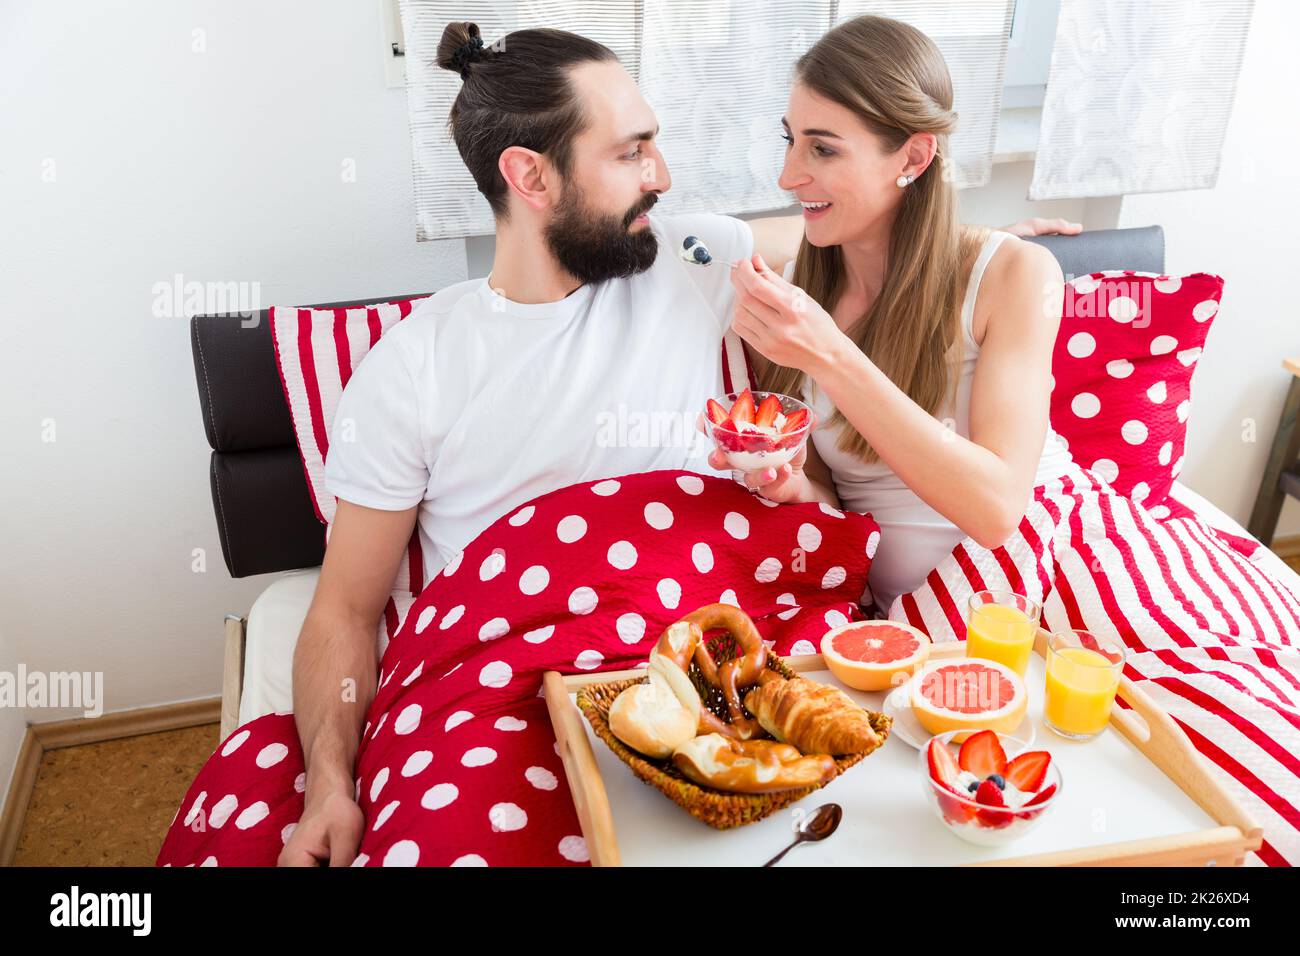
724, 447, 799, 472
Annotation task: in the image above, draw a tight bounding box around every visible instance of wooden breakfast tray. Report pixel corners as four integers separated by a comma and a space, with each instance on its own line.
542, 628, 1262, 866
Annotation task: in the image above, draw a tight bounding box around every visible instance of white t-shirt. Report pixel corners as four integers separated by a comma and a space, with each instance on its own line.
323, 212, 753, 586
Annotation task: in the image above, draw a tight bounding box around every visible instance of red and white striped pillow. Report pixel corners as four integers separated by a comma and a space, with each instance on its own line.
1050, 271, 1223, 510
270, 296, 429, 595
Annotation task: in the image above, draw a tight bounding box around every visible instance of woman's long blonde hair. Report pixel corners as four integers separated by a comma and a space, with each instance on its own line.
761, 15, 986, 463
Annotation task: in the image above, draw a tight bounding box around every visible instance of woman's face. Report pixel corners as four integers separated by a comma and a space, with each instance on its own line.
778, 81, 923, 249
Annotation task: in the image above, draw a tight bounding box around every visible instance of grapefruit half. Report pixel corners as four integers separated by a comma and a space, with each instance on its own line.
821, 620, 931, 691
909, 658, 1026, 741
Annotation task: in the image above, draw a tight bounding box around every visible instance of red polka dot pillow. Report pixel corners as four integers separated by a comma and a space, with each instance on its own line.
1050, 272, 1223, 509
270, 296, 429, 594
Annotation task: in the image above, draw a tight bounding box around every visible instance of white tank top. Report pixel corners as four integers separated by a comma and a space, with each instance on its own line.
791, 230, 1074, 614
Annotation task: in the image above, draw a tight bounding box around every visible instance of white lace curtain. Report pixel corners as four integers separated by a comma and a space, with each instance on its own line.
1029, 0, 1255, 200
401, 0, 1014, 241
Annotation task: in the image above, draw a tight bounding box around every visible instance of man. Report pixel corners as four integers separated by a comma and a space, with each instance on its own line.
278, 22, 1078, 865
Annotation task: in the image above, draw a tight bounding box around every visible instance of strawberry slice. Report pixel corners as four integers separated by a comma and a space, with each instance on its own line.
779, 408, 810, 433
958, 730, 1007, 778
729, 389, 757, 425
711, 426, 745, 454
754, 394, 782, 428
927, 740, 976, 824
1022, 782, 1057, 808
737, 431, 774, 453
1019, 781, 1058, 820
974, 779, 1013, 828
926, 737, 962, 788
1005, 750, 1051, 792
706, 398, 730, 426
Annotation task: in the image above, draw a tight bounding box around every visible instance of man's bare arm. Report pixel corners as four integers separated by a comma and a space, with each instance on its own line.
278, 499, 416, 866
748, 214, 804, 274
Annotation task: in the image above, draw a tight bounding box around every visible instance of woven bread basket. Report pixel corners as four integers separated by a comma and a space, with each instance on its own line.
576, 644, 892, 830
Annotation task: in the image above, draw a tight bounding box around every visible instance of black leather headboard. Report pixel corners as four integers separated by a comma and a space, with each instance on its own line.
190, 226, 1165, 579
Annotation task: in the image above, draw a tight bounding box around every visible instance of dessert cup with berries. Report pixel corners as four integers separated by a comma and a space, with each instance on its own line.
921, 729, 1062, 846
703, 389, 814, 473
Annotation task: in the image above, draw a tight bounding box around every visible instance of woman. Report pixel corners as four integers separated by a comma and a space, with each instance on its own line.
718, 15, 1074, 615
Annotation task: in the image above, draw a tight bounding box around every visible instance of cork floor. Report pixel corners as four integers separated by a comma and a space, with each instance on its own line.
8, 554, 1300, 867
12, 723, 219, 866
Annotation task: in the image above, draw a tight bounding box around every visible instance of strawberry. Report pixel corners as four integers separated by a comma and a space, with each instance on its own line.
1022, 782, 1057, 808
927, 739, 976, 824
938, 790, 977, 826
754, 394, 782, 428
926, 737, 961, 788
711, 426, 744, 453
957, 730, 1007, 778
974, 779, 1013, 828
779, 408, 810, 433
706, 398, 730, 426
1019, 782, 1058, 820
730, 389, 757, 425
1005, 750, 1051, 792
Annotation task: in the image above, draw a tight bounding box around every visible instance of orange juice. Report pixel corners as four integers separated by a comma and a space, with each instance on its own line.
966, 603, 1036, 675
1045, 646, 1121, 736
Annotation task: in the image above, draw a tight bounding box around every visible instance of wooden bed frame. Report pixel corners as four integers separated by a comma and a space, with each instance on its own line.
1248, 357, 1300, 544
222, 615, 247, 741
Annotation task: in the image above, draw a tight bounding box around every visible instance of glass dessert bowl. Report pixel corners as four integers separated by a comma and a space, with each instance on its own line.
919, 729, 1062, 847
703, 389, 814, 473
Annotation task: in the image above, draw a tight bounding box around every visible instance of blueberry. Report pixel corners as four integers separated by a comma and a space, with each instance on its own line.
987, 773, 1006, 790
693, 247, 712, 264
683, 235, 699, 248
966, 780, 980, 793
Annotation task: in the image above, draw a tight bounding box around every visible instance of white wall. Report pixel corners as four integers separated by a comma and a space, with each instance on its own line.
0, 0, 464, 809
1118, 0, 1300, 535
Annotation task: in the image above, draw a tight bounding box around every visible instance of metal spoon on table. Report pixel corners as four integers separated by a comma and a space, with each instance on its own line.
761, 803, 842, 866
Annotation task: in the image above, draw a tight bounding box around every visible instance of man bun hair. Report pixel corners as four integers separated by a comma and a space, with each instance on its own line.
437, 21, 488, 79
435, 21, 618, 218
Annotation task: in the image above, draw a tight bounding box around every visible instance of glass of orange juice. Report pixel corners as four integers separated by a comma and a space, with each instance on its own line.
965, 591, 1040, 676
1044, 630, 1127, 740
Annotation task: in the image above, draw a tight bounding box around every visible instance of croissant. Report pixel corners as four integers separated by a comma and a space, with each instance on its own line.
743, 677, 885, 756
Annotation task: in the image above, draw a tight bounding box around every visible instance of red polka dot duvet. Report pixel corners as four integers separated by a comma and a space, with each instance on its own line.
157, 471, 878, 867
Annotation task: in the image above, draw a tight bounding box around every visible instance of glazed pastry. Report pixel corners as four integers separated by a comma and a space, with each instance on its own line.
744, 676, 885, 756
672, 733, 836, 794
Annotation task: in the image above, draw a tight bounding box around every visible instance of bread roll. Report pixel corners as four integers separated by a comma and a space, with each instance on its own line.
608, 652, 702, 758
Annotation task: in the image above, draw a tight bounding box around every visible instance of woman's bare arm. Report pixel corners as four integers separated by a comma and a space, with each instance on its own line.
808, 239, 1064, 547
727, 238, 1064, 548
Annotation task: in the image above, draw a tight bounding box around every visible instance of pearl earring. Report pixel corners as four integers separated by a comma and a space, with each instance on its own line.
896, 173, 915, 188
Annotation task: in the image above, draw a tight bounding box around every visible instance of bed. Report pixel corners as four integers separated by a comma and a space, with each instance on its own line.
231, 480, 1300, 726
185, 227, 1300, 868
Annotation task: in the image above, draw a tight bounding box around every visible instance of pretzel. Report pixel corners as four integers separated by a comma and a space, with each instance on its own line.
672, 734, 836, 794
652, 604, 781, 741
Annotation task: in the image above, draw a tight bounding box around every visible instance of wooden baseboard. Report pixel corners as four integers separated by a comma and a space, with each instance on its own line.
0, 729, 42, 867
0, 696, 221, 866
1271, 534, 1300, 562
32, 697, 220, 751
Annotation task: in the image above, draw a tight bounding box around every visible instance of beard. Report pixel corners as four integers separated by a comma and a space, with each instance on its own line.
544, 184, 659, 285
